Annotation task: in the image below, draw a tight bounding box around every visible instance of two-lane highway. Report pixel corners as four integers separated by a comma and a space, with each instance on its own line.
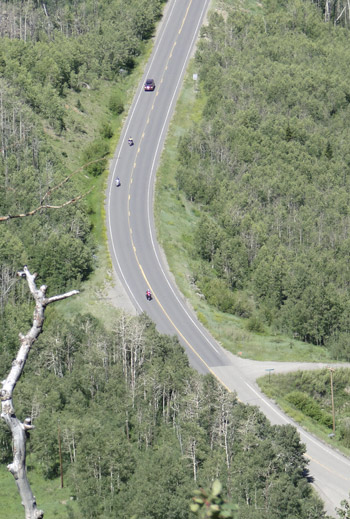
107, 1, 350, 515
107, 0, 219, 372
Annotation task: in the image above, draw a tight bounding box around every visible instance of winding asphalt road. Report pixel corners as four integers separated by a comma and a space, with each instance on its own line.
106, 1, 350, 515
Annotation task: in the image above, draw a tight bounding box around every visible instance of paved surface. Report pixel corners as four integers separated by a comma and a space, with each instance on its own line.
106, 1, 350, 515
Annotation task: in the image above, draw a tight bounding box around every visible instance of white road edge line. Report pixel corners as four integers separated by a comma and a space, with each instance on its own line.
107, 0, 179, 312
147, 0, 219, 355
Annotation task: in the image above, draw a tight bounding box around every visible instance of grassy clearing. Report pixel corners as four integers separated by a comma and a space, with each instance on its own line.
0, 464, 81, 519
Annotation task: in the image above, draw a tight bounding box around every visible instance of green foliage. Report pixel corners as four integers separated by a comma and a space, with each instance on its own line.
190, 480, 238, 519
326, 332, 350, 362
337, 494, 350, 519
0, 422, 12, 464
82, 139, 109, 176
108, 89, 125, 115
1, 308, 325, 519
99, 120, 114, 139
173, 0, 350, 351
198, 277, 237, 314
245, 315, 265, 334
286, 390, 333, 427
0, 465, 82, 519
0, 2, 171, 514
258, 367, 350, 450
0, 2, 337, 518
339, 418, 350, 448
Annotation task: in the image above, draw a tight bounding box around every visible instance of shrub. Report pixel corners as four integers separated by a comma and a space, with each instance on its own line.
245, 315, 265, 334
109, 90, 124, 115
232, 291, 254, 318
286, 391, 333, 428
339, 418, 350, 448
82, 139, 109, 176
99, 121, 113, 139
200, 277, 236, 314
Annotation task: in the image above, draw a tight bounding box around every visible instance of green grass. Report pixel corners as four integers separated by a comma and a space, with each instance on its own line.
0, 465, 81, 519
1, 1, 340, 514
0, 38, 156, 519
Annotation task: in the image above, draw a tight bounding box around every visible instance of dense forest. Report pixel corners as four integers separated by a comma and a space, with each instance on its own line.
1, 312, 327, 518
0, 0, 346, 517
176, 0, 350, 356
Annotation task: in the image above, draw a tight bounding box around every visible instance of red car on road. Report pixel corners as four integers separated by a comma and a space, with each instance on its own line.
144, 78, 155, 91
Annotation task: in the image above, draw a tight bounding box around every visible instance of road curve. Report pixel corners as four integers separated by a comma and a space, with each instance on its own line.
106, 1, 350, 516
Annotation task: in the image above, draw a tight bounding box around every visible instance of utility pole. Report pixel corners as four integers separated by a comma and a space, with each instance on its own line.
328, 367, 336, 434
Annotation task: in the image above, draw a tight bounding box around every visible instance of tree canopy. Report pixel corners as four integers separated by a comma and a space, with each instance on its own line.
1, 312, 326, 518
176, 0, 350, 353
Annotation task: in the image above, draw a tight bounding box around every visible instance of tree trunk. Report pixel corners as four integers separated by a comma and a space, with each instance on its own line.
0, 266, 79, 519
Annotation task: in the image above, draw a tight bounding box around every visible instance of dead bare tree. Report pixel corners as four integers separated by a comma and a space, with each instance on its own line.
0, 266, 79, 519
325, 0, 331, 22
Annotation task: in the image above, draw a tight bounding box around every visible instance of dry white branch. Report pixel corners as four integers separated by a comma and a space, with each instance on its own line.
39, 156, 105, 205
0, 155, 108, 223
0, 189, 93, 222
335, 6, 346, 23
0, 266, 79, 519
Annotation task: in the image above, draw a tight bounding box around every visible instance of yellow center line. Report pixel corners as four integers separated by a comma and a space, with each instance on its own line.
179, 0, 192, 34
305, 453, 350, 480
123, 3, 350, 485
125, 0, 227, 387
129, 243, 232, 393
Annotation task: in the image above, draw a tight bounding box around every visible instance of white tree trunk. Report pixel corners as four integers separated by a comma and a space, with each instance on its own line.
0, 266, 79, 519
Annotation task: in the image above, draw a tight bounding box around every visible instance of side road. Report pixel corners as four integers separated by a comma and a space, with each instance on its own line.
229, 354, 350, 386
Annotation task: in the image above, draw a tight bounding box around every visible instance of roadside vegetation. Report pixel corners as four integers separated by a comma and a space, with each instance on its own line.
1, 311, 326, 519
0, 0, 162, 336
156, 61, 333, 363
155, 0, 350, 461
258, 367, 350, 455
156, 0, 350, 363
0, 465, 80, 519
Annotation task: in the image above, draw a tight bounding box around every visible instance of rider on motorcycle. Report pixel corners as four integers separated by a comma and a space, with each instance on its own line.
128, 137, 134, 146
146, 289, 152, 300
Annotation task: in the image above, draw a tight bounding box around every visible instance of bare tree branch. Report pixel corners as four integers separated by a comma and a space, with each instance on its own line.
0, 266, 79, 519
40, 156, 106, 205
0, 188, 93, 222
0, 155, 107, 222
